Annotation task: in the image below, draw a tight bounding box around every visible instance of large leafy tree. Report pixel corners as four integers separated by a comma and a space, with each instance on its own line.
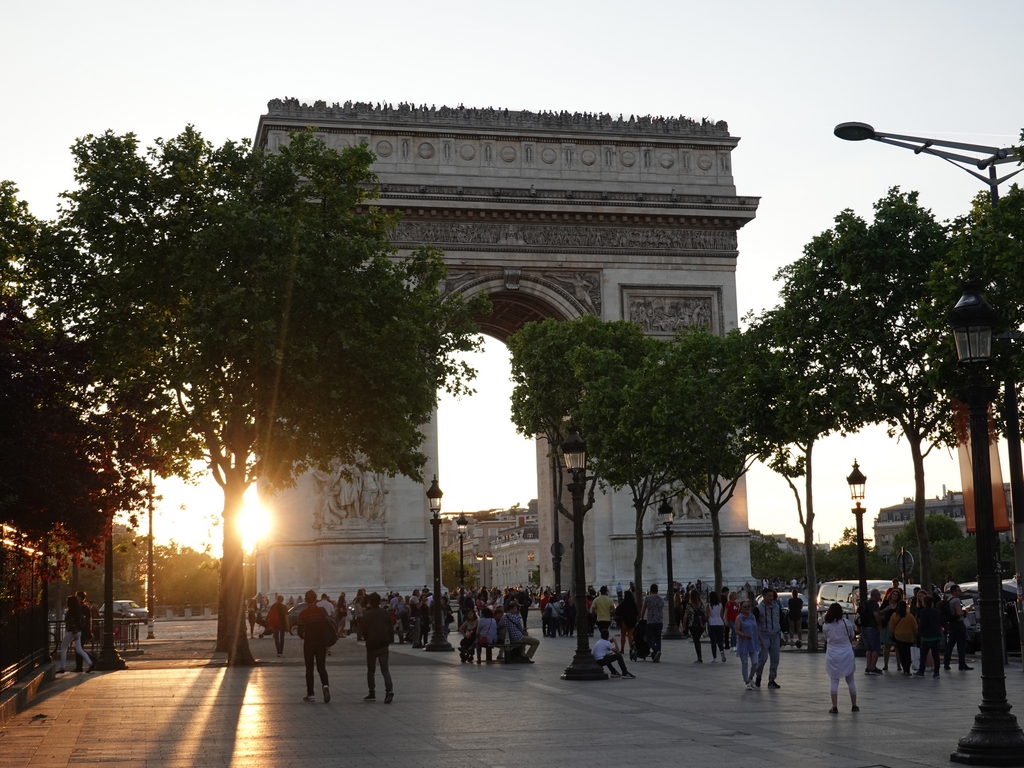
1, 183, 147, 590
26, 128, 485, 665
774, 189, 953, 594
654, 328, 770, 593
746, 303, 863, 651
572, 324, 675, 599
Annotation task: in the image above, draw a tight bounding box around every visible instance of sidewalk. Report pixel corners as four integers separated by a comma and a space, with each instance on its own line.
2, 629, 1021, 767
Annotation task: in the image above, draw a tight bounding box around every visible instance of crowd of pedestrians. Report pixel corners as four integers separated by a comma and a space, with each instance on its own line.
244, 573, 982, 712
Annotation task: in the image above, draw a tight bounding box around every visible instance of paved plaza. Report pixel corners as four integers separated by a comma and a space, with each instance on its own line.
3, 621, 1023, 767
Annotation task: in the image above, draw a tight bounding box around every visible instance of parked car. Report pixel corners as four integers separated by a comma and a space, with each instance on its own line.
287, 602, 306, 635
100, 600, 148, 620
956, 580, 1020, 655
755, 592, 809, 630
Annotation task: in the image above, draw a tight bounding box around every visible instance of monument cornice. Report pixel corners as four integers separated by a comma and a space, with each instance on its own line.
262, 98, 732, 140
375, 183, 759, 214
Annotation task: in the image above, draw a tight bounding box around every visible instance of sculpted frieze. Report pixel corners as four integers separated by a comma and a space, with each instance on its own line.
621, 285, 722, 338
311, 460, 389, 533
391, 221, 736, 252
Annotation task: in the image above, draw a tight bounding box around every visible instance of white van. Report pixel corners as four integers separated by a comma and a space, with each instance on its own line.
816, 580, 890, 626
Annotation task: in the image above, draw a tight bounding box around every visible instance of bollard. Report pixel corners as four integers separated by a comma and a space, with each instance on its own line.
203, 607, 211, 618
166, 608, 174, 620
184, 606, 192, 618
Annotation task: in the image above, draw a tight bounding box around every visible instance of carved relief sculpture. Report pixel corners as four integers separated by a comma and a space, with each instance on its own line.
311, 461, 390, 532
544, 272, 601, 315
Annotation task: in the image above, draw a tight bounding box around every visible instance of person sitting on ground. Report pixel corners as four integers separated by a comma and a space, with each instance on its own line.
593, 628, 635, 678
498, 602, 539, 663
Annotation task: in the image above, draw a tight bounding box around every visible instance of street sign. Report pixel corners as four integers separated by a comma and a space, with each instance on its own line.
896, 550, 915, 576
550, 542, 565, 557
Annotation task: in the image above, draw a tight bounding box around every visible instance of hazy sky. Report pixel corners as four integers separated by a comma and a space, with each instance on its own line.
4, 2, 1022, 553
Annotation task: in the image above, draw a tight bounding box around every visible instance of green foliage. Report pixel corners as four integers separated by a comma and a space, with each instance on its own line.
654, 327, 771, 591
892, 514, 963, 551
749, 538, 805, 581
441, 550, 477, 592
23, 127, 486, 663
813, 543, 890, 582
771, 188, 956, 593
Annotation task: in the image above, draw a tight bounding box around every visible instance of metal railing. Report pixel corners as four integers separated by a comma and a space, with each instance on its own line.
49, 619, 142, 656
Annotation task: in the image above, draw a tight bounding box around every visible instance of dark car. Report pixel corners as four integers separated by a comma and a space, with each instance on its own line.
957, 580, 1019, 655
287, 602, 306, 635
755, 592, 809, 631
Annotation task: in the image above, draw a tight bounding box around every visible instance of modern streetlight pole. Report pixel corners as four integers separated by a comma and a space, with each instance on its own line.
559, 427, 607, 680
834, 122, 1024, 664
659, 497, 682, 640
424, 476, 453, 652
847, 460, 869, 657
947, 282, 1024, 765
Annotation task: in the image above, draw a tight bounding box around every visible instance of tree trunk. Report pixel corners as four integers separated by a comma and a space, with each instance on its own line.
215, 475, 255, 666
909, 437, 933, 594
633, 500, 645, 602
710, 503, 723, 594
804, 440, 819, 652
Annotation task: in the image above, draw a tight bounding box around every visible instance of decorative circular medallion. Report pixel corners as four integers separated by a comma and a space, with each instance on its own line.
581, 149, 597, 166
331, 136, 350, 150
697, 154, 713, 171
500, 146, 516, 163
459, 143, 476, 161
659, 153, 675, 169
375, 140, 393, 157
418, 142, 435, 159
620, 151, 636, 167
541, 147, 557, 164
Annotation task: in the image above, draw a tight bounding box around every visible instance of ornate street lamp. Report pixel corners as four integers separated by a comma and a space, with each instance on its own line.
659, 496, 682, 640
424, 476, 452, 652
559, 427, 606, 680
947, 282, 1024, 765
846, 459, 869, 656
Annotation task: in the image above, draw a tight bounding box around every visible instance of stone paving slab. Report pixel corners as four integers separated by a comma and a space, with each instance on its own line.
2, 631, 1022, 768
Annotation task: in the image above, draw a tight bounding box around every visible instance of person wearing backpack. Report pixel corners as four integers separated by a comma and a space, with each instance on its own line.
296, 589, 332, 703
753, 588, 783, 688
362, 591, 395, 702
942, 585, 973, 671
706, 590, 726, 663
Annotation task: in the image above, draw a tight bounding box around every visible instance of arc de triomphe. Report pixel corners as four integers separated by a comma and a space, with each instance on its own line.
253, 99, 759, 596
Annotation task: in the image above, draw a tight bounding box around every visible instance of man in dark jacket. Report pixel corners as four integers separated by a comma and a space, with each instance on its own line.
266, 594, 289, 657
296, 589, 330, 703
362, 592, 394, 703
74, 591, 94, 672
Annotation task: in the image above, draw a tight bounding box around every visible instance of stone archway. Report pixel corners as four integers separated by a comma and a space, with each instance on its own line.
254, 100, 760, 595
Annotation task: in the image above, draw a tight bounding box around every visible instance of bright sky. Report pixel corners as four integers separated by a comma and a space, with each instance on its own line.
4, 2, 1023, 554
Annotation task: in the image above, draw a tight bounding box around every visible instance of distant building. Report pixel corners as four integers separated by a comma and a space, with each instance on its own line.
441, 501, 539, 587
873, 484, 1013, 558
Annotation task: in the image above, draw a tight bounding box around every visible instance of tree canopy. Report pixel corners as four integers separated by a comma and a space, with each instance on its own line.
22, 128, 487, 663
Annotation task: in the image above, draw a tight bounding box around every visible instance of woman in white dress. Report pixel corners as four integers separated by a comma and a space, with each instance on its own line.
821, 602, 858, 713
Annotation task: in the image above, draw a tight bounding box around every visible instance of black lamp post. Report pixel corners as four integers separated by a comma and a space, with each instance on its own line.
659, 497, 682, 640
559, 427, 607, 680
847, 460, 869, 657
456, 513, 468, 591
424, 476, 453, 652
947, 282, 1024, 765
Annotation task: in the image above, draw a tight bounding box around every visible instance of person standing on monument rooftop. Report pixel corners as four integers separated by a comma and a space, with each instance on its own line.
296, 589, 330, 703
